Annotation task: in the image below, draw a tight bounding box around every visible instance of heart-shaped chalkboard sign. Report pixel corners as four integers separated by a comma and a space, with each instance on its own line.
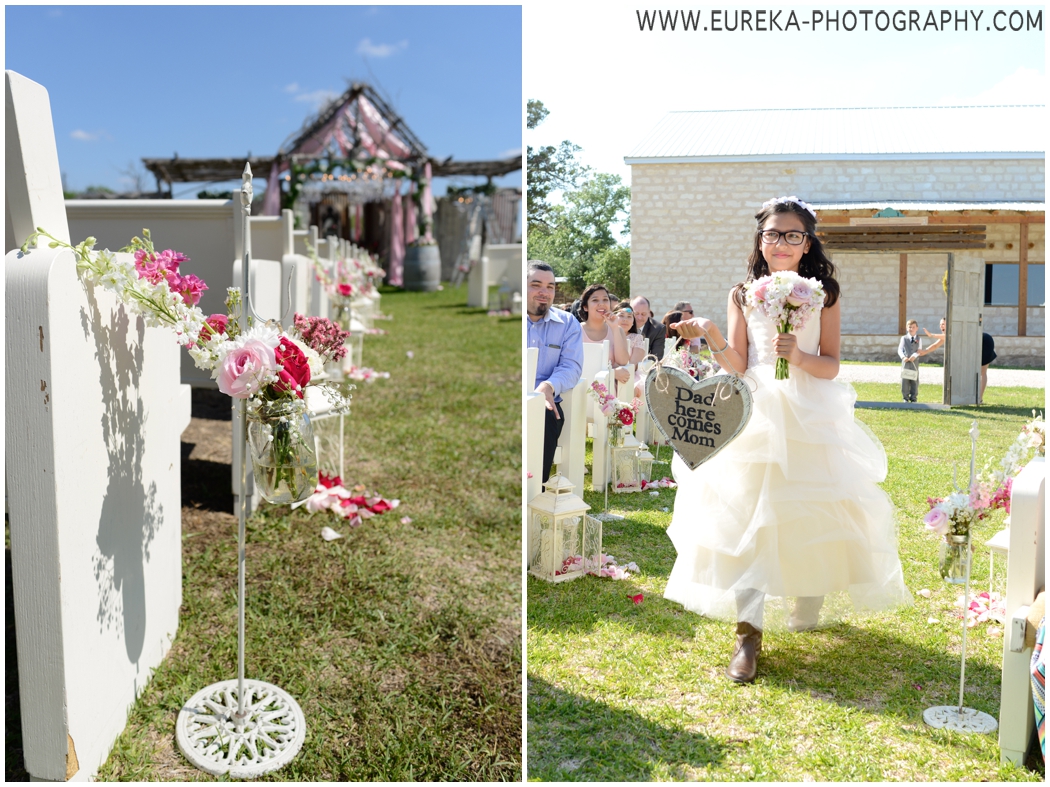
643, 366, 753, 470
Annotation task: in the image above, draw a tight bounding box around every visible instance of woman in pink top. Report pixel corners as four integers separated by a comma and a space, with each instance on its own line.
578, 283, 631, 384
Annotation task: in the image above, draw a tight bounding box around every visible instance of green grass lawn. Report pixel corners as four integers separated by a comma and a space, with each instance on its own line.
527, 384, 1045, 781
87, 283, 521, 781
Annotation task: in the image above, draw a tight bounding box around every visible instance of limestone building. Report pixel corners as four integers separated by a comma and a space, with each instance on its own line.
625, 106, 1044, 366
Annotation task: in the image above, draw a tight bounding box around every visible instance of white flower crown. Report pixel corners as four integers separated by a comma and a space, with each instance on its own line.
762, 195, 817, 219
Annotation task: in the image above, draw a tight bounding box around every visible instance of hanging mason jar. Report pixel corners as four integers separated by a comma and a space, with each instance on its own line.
247, 399, 319, 504
331, 301, 352, 332
939, 533, 971, 585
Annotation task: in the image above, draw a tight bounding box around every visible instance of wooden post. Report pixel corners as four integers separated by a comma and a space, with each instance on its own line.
1017, 223, 1028, 337
898, 253, 908, 335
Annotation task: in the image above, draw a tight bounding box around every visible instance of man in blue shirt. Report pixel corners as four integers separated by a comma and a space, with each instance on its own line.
526, 261, 583, 483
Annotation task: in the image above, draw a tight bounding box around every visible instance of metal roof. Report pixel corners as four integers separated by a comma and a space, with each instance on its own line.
810, 201, 1044, 212
625, 106, 1046, 162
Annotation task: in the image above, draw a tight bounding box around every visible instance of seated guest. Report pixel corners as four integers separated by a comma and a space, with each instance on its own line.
578, 283, 631, 386
673, 300, 703, 353
615, 300, 648, 364
526, 261, 583, 483
631, 295, 666, 361
662, 310, 684, 348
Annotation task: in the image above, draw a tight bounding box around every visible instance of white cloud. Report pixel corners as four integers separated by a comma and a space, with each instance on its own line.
294, 89, 339, 110
356, 38, 408, 58
939, 67, 1046, 105
70, 129, 100, 141
500, 147, 522, 158
283, 82, 300, 94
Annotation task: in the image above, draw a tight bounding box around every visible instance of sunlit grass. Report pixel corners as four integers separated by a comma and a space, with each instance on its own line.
527, 389, 1045, 781
92, 283, 522, 781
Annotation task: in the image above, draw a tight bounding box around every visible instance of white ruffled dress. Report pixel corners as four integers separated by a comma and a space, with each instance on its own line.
663, 305, 913, 629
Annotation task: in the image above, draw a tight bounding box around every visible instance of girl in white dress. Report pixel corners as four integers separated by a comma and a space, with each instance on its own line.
666, 197, 912, 683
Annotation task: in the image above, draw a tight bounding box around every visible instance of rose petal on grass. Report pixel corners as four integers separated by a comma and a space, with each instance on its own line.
406, 350, 414, 359
917, 588, 932, 598
400, 516, 412, 524
631, 593, 644, 605
927, 617, 939, 624
988, 627, 1003, 637
320, 526, 343, 541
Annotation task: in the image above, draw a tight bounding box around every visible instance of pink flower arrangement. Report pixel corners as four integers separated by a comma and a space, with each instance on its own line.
744, 271, 825, 380
588, 381, 639, 428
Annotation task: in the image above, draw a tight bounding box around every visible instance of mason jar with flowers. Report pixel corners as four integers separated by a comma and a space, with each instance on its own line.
22, 226, 353, 506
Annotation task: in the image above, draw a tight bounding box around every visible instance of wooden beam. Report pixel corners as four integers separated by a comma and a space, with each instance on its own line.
899, 253, 908, 335
822, 242, 987, 251
819, 213, 1043, 225
1018, 222, 1028, 337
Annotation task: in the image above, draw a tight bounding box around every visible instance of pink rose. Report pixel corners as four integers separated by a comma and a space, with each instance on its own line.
217, 339, 277, 398
923, 507, 950, 536
752, 282, 768, 302
786, 280, 813, 307
337, 283, 354, 297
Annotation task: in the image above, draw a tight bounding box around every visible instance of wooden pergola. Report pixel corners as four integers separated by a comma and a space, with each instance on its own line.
816, 207, 1043, 336
142, 81, 521, 199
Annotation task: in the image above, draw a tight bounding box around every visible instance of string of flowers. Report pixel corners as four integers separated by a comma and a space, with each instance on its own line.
744, 271, 825, 380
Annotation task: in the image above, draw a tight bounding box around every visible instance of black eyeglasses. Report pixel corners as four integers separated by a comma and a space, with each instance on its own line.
759, 230, 808, 246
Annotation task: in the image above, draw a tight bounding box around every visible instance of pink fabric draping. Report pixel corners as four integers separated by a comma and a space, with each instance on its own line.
358, 95, 413, 159
295, 105, 352, 157
262, 161, 282, 216
405, 181, 418, 245
388, 186, 405, 287
421, 161, 435, 242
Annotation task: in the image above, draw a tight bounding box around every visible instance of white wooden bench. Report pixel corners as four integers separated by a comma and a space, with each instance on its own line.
999, 457, 1045, 764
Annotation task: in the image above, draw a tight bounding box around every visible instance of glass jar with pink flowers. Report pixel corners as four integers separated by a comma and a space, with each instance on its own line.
247, 399, 318, 504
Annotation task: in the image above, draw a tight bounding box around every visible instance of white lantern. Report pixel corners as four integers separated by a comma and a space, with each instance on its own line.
637, 443, 655, 485
529, 473, 599, 582
611, 433, 643, 493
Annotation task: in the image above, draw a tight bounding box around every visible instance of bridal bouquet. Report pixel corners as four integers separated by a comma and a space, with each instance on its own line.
744, 271, 825, 379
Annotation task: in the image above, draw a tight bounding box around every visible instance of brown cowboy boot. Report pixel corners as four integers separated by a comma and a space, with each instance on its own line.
726, 621, 762, 683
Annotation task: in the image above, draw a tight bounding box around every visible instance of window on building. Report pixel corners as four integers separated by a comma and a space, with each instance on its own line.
984, 263, 1045, 307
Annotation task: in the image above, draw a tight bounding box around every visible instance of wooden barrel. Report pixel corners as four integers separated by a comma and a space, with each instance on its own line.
403, 245, 440, 292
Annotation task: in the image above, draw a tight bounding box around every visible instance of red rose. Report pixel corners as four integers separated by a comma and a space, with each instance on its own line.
273, 337, 311, 398
618, 408, 634, 426
337, 283, 354, 297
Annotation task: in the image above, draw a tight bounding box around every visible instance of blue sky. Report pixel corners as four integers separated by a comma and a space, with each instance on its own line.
6, 5, 522, 197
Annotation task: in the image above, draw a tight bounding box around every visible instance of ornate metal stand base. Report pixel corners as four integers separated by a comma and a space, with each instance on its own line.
922, 705, 998, 733
176, 679, 307, 778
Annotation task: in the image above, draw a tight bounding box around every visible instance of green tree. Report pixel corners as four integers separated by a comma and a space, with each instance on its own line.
589, 244, 632, 300
527, 99, 589, 234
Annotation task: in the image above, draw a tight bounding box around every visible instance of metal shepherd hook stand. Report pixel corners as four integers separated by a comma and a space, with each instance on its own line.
922, 420, 998, 734
176, 164, 308, 777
